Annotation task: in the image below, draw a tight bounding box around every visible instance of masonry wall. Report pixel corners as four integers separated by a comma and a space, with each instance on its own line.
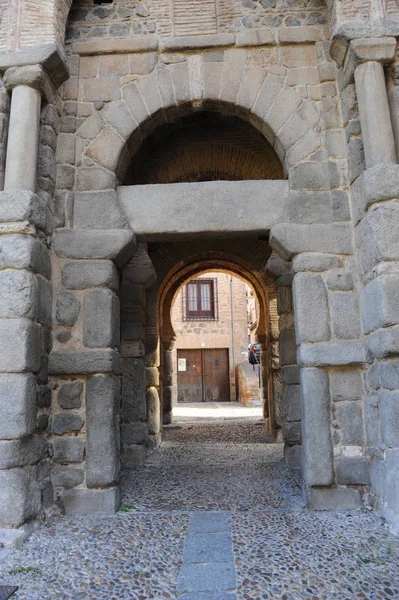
171, 272, 250, 402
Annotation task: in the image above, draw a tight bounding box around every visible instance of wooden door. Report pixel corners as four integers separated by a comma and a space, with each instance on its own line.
177, 349, 203, 403
177, 348, 230, 403
203, 349, 230, 402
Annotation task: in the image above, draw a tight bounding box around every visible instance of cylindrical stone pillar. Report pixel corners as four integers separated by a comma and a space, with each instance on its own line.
354, 61, 396, 168
4, 84, 41, 191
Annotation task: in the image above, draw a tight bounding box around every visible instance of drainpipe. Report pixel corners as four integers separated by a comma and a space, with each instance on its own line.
230, 276, 236, 401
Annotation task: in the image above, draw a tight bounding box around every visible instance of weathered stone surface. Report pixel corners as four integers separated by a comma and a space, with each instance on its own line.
0, 190, 47, 230
330, 292, 361, 340
0, 467, 41, 527
331, 369, 363, 401
121, 422, 148, 445
51, 412, 83, 435
118, 181, 289, 241
0, 235, 51, 278
301, 368, 334, 486
0, 319, 41, 373
368, 325, 399, 359
0, 270, 38, 320
282, 385, 301, 422
336, 402, 364, 445
58, 381, 83, 409
336, 457, 370, 485
49, 349, 120, 375
62, 260, 119, 290
83, 289, 120, 348
63, 487, 120, 515
147, 388, 160, 435
0, 436, 46, 469
54, 229, 136, 265
122, 358, 146, 422
51, 437, 85, 464
298, 341, 369, 367
73, 190, 128, 230
380, 361, 399, 390
86, 376, 120, 488
56, 291, 81, 327
283, 422, 302, 445
326, 269, 353, 291
380, 390, 399, 447
52, 466, 84, 489
0, 374, 37, 439
362, 276, 399, 334
277, 287, 293, 315
270, 223, 353, 261
293, 273, 330, 343
306, 486, 361, 510
281, 366, 300, 385
356, 204, 399, 277
279, 329, 297, 366
292, 253, 342, 273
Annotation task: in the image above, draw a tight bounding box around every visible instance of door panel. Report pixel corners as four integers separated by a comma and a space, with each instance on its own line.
177, 349, 202, 403
203, 349, 230, 402
177, 348, 230, 403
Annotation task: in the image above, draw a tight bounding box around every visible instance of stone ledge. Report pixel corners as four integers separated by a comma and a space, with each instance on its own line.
73, 37, 159, 56
73, 27, 327, 58
350, 37, 397, 64
62, 487, 120, 515
161, 33, 235, 52
331, 21, 399, 67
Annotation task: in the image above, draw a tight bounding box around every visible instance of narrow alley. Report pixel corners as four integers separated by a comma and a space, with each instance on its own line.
0, 406, 398, 599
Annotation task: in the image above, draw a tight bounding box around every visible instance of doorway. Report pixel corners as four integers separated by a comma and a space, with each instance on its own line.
177, 348, 230, 403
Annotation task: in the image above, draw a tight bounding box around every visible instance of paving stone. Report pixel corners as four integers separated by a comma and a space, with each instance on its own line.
189, 512, 231, 534
177, 563, 236, 593
183, 532, 233, 564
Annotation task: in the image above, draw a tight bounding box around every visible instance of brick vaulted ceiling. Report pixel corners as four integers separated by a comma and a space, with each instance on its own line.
124, 111, 284, 185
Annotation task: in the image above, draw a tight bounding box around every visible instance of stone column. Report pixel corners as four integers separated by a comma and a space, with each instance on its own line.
348, 37, 399, 531
0, 65, 52, 546
120, 243, 157, 463
3, 66, 42, 191
162, 338, 175, 426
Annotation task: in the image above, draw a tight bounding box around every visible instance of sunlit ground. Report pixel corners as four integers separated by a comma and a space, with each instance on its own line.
172, 401, 263, 423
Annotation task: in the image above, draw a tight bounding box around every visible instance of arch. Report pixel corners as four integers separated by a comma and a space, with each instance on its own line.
76, 51, 323, 185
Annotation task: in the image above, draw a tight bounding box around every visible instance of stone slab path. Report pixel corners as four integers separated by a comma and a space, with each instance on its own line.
0, 421, 398, 599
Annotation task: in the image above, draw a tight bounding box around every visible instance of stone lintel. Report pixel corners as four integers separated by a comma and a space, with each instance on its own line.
0, 43, 68, 89
118, 180, 289, 241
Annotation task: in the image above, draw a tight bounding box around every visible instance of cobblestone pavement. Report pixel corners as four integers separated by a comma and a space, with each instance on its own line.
0, 420, 398, 599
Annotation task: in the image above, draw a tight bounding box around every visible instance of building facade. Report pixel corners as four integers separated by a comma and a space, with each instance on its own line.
171, 271, 250, 403
1, 0, 399, 544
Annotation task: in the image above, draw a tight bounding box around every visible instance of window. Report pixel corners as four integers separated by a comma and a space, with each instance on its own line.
183, 279, 218, 321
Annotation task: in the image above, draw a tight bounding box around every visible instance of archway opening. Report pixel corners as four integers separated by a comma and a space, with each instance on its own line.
122, 110, 285, 185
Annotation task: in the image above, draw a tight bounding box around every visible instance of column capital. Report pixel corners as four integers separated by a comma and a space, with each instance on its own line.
3, 65, 46, 93
350, 37, 397, 66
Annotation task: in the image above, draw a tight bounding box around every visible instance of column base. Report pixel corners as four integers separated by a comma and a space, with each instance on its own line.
63, 487, 120, 515
304, 485, 362, 510
0, 520, 40, 548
